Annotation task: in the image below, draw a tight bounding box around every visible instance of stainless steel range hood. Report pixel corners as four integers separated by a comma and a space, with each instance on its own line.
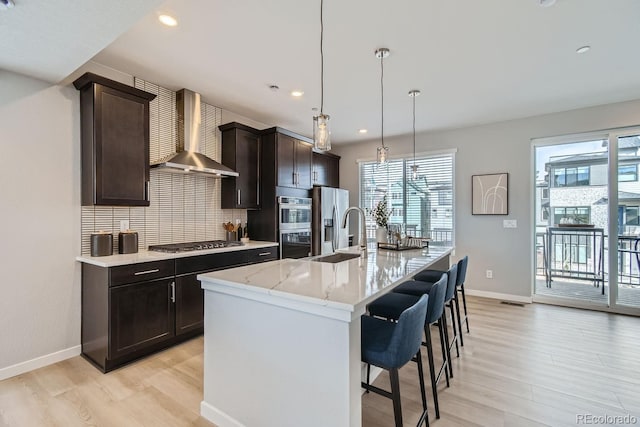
150, 89, 238, 178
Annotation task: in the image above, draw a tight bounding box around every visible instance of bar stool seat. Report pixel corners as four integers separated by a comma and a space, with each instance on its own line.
393, 280, 434, 297
367, 292, 421, 321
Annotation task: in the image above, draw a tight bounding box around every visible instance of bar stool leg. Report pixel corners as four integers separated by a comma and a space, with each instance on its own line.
454, 292, 464, 346
389, 368, 403, 427
440, 313, 453, 379
449, 302, 459, 357
415, 349, 429, 427
424, 325, 440, 419
460, 285, 470, 333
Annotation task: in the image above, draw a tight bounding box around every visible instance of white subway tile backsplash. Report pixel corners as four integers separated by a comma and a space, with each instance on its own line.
80, 78, 246, 255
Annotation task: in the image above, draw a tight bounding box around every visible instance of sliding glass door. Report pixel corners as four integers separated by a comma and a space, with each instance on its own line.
534, 130, 640, 314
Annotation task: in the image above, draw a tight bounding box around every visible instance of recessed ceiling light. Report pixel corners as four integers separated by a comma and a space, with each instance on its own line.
269, 84, 280, 91
358, 129, 368, 134
158, 14, 178, 27
311, 107, 318, 112
576, 45, 591, 54
291, 91, 304, 97
539, 0, 556, 7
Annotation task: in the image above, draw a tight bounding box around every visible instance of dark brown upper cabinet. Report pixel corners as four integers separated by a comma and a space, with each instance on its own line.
312, 151, 340, 188
262, 127, 313, 190
74, 73, 156, 206
219, 122, 261, 209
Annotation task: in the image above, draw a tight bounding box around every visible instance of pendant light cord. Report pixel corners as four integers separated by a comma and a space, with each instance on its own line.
380, 54, 385, 149
412, 93, 416, 165
320, 0, 324, 114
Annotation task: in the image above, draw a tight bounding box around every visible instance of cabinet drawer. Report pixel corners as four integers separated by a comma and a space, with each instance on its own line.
175, 251, 247, 275
110, 260, 175, 286
245, 247, 278, 264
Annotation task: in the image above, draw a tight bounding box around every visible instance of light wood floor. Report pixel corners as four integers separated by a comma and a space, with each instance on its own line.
1, 297, 639, 426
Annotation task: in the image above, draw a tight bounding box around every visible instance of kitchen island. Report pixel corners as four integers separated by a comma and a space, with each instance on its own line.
198, 244, 452, 427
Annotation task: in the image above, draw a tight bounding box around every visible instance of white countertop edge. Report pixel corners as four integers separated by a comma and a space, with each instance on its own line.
76, 241, 278, 267
199, 276, 355, 322
353, 248, 453, 312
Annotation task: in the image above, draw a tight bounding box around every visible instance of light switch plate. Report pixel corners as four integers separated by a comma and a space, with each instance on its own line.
503, 219, 517, 228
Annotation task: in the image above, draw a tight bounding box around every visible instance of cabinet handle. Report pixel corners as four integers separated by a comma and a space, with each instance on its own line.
170, 281, 175, 303
145, 181, 150, 201
237, 189, 241, 205
134, 269, 160, 276
258, 252, 272, 256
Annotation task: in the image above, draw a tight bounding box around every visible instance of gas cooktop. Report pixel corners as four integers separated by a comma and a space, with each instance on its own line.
148, 240, 243, 253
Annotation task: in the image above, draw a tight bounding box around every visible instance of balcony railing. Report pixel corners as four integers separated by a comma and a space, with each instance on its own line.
535, 229, 640, 287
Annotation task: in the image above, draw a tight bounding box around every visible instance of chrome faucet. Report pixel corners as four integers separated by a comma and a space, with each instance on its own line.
342, 206, 367, 258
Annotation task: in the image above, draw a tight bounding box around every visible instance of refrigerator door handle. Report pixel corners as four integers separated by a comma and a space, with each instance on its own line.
332, 206, 338, 252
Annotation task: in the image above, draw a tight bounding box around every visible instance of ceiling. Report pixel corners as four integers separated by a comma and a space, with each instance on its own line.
4, 0, 640, 145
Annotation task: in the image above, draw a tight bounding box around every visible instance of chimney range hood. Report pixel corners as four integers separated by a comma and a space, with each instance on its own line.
150, 89, 238, 178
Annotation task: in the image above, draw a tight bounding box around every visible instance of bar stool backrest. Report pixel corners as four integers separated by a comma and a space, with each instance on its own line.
456, 256, 468, 288
384, 294, 429, 368
444, 263, 458, 303
425, 274, 447, 325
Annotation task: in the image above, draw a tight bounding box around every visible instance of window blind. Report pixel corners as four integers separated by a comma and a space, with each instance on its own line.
359, 153, 454, 244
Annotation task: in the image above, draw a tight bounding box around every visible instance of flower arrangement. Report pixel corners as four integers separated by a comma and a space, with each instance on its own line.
369, 195, 391, 228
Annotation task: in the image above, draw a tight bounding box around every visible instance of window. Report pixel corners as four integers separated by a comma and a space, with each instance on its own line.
619, 164, 638, 182
542, 188, 549, 199
624, 206, 639, 225
553, 207, 590, 225
553, 167, 590, 187
359, 153, 454, 244
541, 207, 549, 221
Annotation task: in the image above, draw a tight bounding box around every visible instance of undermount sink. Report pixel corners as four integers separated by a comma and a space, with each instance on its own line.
311, 252, 361, 263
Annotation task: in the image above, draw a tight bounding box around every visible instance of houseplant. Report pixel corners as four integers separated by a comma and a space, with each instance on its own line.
369, 195, 391, 243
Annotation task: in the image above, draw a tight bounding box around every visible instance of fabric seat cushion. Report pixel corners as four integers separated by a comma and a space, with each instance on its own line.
413, 269, 444, 283
393, 280, 434, 297
367, 292, 421, 321
361, 315, 397, 368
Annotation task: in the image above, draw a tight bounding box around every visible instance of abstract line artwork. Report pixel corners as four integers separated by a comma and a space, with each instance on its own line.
472, 173, 509, 215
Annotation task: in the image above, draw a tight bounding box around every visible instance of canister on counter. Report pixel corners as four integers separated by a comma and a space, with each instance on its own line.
90, 231, 113, 257
118, 230, 139, 254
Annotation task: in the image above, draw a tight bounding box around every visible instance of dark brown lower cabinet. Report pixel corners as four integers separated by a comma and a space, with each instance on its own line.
175, 274, 204, 335
81, 246, 278, 372
110, 278, 175, 359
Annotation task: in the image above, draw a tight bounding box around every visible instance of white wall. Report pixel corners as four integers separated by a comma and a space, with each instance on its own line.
333, 99, 640, 299
0, 71, 82, 376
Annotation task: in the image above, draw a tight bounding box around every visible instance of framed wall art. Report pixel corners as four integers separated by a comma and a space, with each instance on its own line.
472, 173, 509, 215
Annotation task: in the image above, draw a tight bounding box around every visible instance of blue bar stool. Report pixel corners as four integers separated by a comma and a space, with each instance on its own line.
367, 275, 448, 420
361, 294, 430, 427
395, 264, 458, 375
415, 256, 469, 340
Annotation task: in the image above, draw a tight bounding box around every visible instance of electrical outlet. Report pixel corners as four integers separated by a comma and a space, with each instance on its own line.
503, 219, 517, 228
486, 269, 493, 279
120, 220, 130, 232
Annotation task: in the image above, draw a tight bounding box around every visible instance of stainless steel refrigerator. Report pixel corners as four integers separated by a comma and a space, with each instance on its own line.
312, 187, 349, 255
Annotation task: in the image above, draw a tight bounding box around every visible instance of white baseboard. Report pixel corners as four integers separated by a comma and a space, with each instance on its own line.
201, 401, 246, 427
465, 289, 532, 304
0, 345, 81, 381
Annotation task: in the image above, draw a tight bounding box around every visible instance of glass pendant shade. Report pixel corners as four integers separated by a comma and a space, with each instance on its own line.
377, 146, 389, 164
313, 114, 331, 151
411, 164, 419, 180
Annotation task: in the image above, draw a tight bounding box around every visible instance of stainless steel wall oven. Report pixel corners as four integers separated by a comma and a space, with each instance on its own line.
278, 196, 312, 259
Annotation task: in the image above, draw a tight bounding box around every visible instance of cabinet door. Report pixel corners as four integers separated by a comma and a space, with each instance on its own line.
175, 274, 204, 335
295, 140, 313, 190
326, 155, 340, 188
221, 127, 260, 209
236, 129, 260, 208
109, 278, 174, 359
277, 134, 296, 188
313, 152, 328, 186
94, 84, 150, 206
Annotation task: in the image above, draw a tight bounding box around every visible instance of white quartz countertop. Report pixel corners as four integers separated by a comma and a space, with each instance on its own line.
76, 241, 278, 267
199, 244, 452, 319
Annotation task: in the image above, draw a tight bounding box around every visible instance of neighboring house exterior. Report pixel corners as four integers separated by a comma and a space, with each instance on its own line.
542, 137, 640, 234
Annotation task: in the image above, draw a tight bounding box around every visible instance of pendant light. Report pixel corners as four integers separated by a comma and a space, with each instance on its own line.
375, 48, 390, 164
313, 0, 330, 151
408, 89, 420, 180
